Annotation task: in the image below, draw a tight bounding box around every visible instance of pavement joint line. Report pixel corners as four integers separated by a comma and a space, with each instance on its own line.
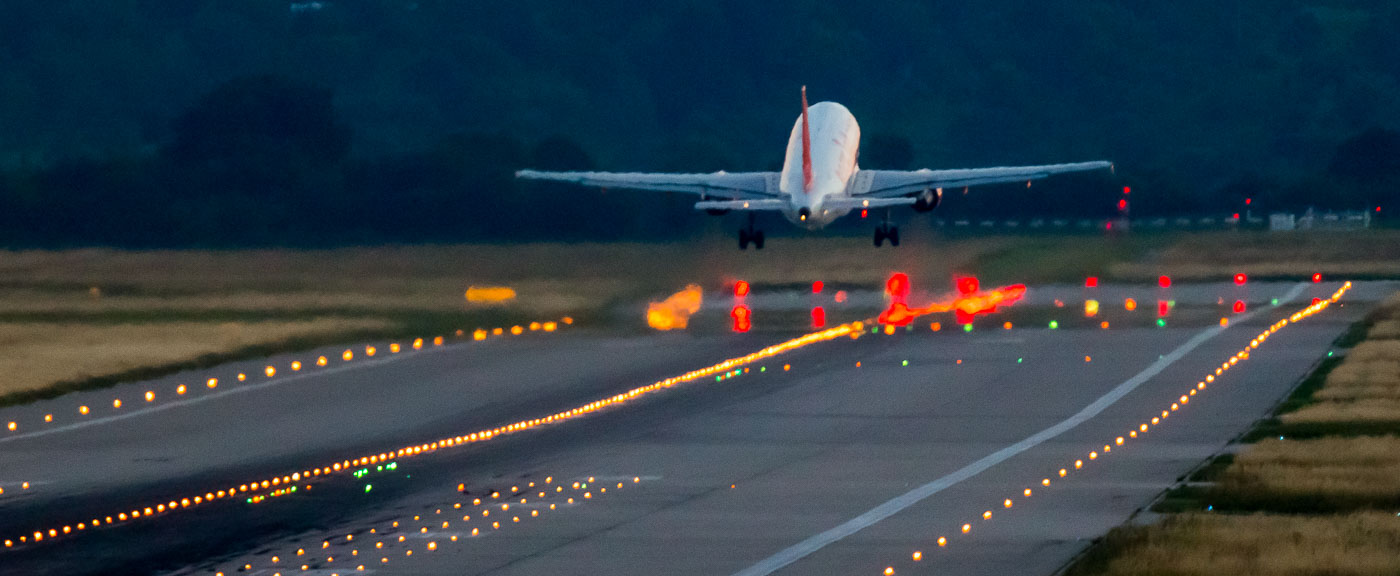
0, 338, 469, 444
729, 282, 1310, 576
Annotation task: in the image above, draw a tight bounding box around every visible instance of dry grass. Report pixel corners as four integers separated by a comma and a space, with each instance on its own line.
1209, 436, 1400, 512
0, 241, 1003, 316
1108, 230, 1400, 280
1068, 512, 1400, 576
1284, 336, 1400, 426
0, 318, 393, 397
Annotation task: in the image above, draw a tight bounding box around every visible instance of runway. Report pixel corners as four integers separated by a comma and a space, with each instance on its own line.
0, 280, 1387, 576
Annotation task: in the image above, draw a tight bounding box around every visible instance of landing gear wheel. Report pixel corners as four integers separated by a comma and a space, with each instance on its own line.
738, 229, 751, 250
752, 230, 765, 250
887, 226, 900, 247
873, 227, 885, 247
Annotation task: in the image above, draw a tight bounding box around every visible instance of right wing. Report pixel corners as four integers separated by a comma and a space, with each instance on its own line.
850, 161, 1113, 198
516, 170, 780, 200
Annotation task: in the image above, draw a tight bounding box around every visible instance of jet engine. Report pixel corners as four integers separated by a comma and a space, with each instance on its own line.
912, 188, 942, 213
702, 195, 730, 216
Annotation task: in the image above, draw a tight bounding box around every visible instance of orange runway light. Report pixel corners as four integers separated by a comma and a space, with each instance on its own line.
1124, 298, 1137, 311
733, 281, 750, 297
648, 284, 704, 331
465, 286, 516, 303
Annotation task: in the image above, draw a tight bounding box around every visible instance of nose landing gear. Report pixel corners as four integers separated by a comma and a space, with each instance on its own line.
739, 213, 765, 250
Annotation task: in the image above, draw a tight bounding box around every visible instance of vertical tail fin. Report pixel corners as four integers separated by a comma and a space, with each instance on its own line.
801, 86, 813, 194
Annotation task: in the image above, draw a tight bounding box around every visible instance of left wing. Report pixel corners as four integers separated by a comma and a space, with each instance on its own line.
849, 161, 1113, 198
516, 170, 779, 200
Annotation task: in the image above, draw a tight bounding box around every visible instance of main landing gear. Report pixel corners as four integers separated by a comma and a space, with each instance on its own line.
873, 211, 899, 247
739, 213, 765, 250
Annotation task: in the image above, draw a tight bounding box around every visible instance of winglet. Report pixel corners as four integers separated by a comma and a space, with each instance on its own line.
801, 86, 813, 194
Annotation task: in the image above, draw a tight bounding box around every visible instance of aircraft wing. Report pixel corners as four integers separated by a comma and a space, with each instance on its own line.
516, 170, 780, 200
850, 161, 1113, 198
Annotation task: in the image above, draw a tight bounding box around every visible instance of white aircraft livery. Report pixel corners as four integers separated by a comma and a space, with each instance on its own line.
517, 87, 1112, 249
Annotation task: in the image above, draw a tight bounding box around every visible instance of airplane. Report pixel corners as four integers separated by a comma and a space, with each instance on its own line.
517, 87, 1112, 249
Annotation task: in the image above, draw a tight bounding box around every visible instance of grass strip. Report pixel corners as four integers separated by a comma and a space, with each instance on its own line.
1065, 512, 1400, 576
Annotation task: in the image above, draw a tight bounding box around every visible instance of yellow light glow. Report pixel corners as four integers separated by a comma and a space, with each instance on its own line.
265, 366, 276, 377
466, 286, 516, 303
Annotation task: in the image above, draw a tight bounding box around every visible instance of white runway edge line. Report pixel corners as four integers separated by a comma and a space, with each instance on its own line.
731, 282, 1312, 576
0, 339, 469, 444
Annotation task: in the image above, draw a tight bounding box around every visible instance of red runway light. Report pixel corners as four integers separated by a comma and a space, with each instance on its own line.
1245, 198, 1252, 205
812, 281, 824, 294
734, 281, 750, 298
1234, 273, 1247, 285
1233, 300, 1246, 313
1158, 275, 1171, 288
730, 305, 751, 333
811, 306, 826, 328
1232, 213, 1240, 220
1117, 199, 1128, 211
1122, 186, 1131, 195
956, 276, 979, 295
886, 273, 910, 301
1312, 273, 1322, 283
1312, 297, 1322, 305
1158, 300, 1170, 317
1085, 277, 1098, 288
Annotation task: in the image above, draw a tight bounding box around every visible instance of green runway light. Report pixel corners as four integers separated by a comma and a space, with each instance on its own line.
1049, 320, 1059, 329
1168, 300, 1176, 307
901, 360, 909, 367
716, 376, 722, 382
872, 327, 879, 334
760, 367, 766, 372
963, 324, 973, 332
1017, 358, 1023, 363
1271, 298, 1279, 306
365, 484, 373, 493
1327, 350, 1334, 357
386, 462, 397, 470
1156, 319, 1167, 327
906, 325, 913, 332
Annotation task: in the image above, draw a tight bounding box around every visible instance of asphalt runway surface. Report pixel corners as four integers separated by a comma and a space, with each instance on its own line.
0, 280, 1389, 576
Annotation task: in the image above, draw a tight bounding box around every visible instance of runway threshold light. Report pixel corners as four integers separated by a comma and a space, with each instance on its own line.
734, 281, 750, 298
1085, 277, 1098, 288
1159, 276, 1171, 288
1234, 273, 1247, 285
1312, 273, 1322, 283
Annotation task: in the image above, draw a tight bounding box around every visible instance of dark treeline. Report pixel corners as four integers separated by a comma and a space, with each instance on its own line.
1, 2, 1397, 246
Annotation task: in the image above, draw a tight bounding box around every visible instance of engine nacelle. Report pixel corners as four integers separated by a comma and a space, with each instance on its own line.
912, 188, 942, 213
702, 195, 730, 216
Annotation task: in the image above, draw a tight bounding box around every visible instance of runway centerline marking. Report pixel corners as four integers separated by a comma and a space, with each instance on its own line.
730, 283, 1309, 576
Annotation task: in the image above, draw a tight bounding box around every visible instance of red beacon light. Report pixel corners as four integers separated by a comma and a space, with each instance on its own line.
1158, 275, 1171, 288
1312, 273, 1322, 283
1085, 277, 1099, 288
1123, 186, 1131, 195
734, 281, 750, 298
812, 281, 824, 294
1233, 300, 1246, 314
1234, 273, 1247, 285
811, 306, 826, 328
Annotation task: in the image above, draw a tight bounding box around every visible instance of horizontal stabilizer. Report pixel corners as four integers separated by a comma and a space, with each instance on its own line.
693, 199, 789, 211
